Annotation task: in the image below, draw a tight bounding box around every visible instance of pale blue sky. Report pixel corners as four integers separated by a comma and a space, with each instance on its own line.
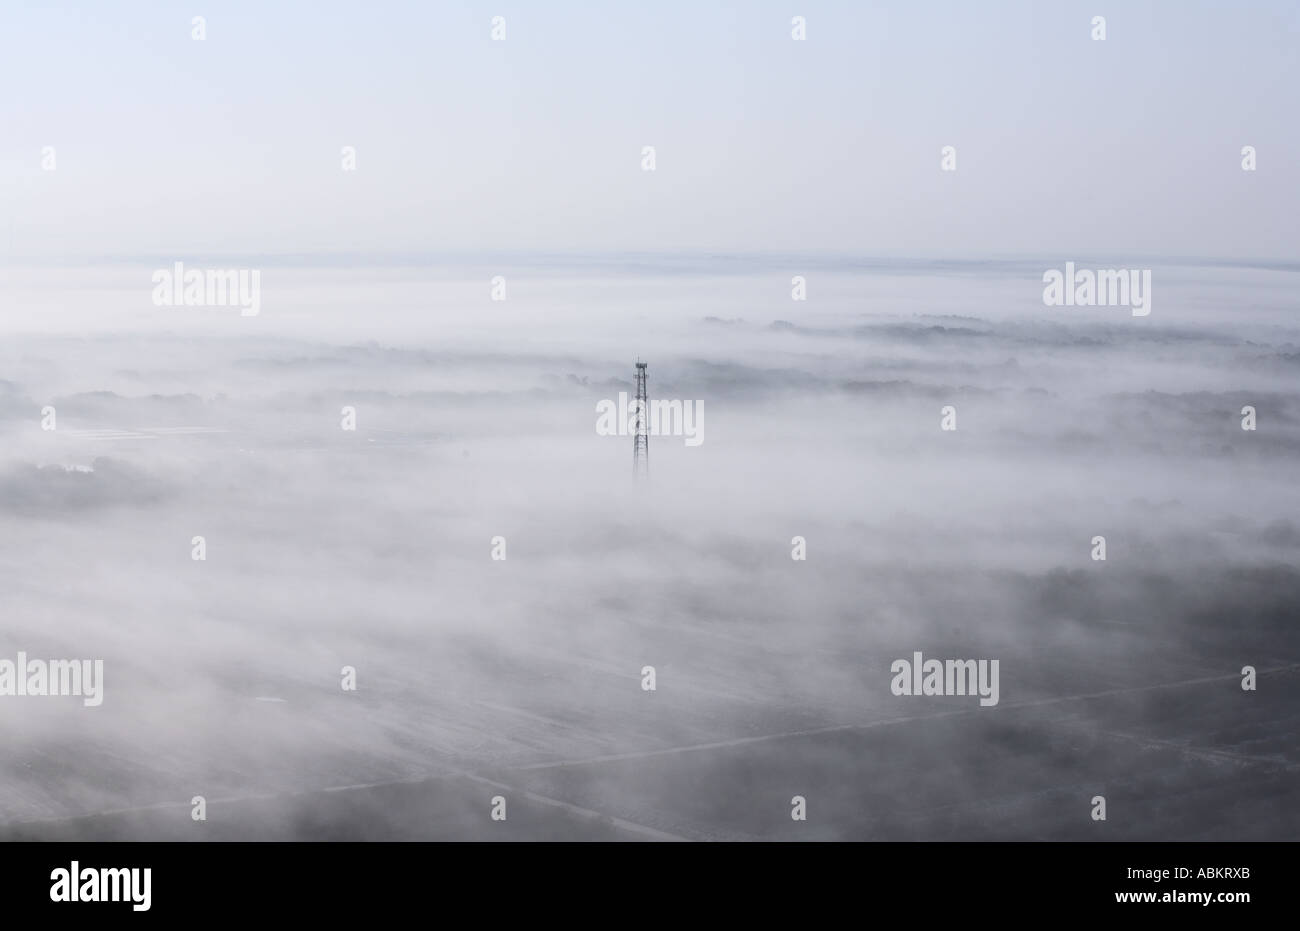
1, 0, 1297, 260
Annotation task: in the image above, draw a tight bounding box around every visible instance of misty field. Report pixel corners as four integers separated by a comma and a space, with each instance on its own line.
1, 259, 1297, 839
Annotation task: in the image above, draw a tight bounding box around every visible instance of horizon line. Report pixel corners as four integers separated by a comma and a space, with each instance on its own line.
2, 250, 1298, 274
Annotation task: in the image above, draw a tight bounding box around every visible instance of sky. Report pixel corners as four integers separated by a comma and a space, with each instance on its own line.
1, 0, 1298, 261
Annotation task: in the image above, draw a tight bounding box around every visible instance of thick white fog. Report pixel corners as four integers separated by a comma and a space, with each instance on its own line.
0, 259, 1296, 839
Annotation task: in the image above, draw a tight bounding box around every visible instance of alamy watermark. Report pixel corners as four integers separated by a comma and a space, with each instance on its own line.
1042, 261, 1151, 316
50, 861, 150, 911
890, 651, 999, 707
596, 392, 704, 446
151, 261, 261, 316
0, 652, 103, 706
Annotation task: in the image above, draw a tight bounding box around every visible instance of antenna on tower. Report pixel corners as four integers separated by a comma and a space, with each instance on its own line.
633, 360, 649, 479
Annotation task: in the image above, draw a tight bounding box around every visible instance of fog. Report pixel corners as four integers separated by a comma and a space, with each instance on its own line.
1, 259, 1297, 839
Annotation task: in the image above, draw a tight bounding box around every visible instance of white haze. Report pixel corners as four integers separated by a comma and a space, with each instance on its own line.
0, 258, 1297, 839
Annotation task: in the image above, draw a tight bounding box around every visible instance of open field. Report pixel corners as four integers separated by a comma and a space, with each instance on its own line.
2, 262, 1297, 840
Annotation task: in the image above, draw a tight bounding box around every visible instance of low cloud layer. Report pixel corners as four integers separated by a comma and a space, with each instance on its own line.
0, 261, 1296, 839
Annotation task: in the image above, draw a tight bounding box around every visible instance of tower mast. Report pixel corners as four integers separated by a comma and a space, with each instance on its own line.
633, 360, 649, 479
